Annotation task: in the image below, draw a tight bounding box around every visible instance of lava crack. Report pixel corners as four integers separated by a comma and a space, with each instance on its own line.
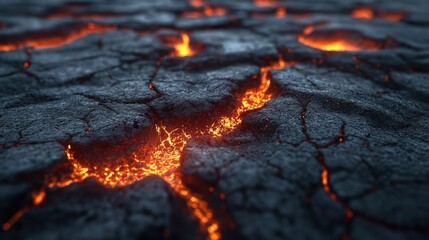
3, 55, 294, 240
298, 25, 393, 52
352, 6, 405, 22
0, 23, 117, 52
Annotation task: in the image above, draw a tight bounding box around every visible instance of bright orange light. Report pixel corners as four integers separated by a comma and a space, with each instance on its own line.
298, 33, 383, 52
203, 6, 226, 16
303, 25, 315, 35
5, 53, 293, 238
2, 188, 45, 231
352, 7, 374, 19
167, 32, 196, 57
275, 7, 286, 18
208, 55, 292, 137
352, 6, 405, 22
183, 6, 226, 18
253, 0, 279, 7
321, 168, 337, 201
0, 23, 116, 52
190, 0, 205, 7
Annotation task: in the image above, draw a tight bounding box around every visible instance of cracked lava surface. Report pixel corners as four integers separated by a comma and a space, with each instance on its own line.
1, 0, 429, 240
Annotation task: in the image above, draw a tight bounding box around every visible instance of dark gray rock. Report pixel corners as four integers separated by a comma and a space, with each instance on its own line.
1, 0, 429, 239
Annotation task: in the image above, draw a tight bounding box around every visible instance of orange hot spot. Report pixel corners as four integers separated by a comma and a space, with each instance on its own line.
275, 7, 286, 18
352, 6, 405, 22
378, 11, 405, 22
2, 189, 45, 231
321, 168, 337, 201
303, 25, 315, 35
2, 207, 29, 231
0, 23, 116, 52
8, 54, 293, 237
352, 7, 374, 19
176, 182, 221, 240
167, 32, 196, 57
23, 62, 30, 69
384, 74, 390, 82
298, 33, 383, 52
190, 0, 205, 7
31, 189, 46, 205
254, 0, 279, 7
208, 55, 292, 137
183, 6, 227, 18
345, 207, 354, 220
203, 6, 226, 16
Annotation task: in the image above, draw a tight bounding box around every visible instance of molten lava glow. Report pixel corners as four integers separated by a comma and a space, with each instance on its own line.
303, 25, 315, 35
183, 6, 226, 18
378, 11, 405, 22
208, 55, 291, 136
352, 7, 405, 22
321, 167, 337, 201
298, 34, 382, 52
167, 32, 196, 57
190, 0, 204, 7
184, 0, 226, 18
352, 7, 374, 19
2, 55, 292, 238
2, 189, 45, 231
275, 7, 286, 18
254, 0, 279, 7
0, 23, 116, 52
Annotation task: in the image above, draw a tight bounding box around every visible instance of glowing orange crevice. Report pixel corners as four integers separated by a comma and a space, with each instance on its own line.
321, 167, 337, 201
298, 30, 385, 52
253, 0, 280, 7
352, 7, 374, 20
0, 23, 117, 52
183, 6, 227, 18
352, 7, 405, 22
184, 0, 226, 18
3, 54, 293, 239
2, 189, 45, 231
275, 7, 287, 18
164, 32, 198, 57
190, 0, 205, 8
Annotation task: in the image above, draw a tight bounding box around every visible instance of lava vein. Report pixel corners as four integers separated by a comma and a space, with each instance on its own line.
3, 51, 293, 240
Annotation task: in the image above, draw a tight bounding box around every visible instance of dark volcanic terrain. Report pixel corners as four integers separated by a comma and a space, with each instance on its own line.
1, 0, 429, 240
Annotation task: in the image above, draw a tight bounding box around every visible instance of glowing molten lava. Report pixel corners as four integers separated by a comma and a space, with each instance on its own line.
352, 7, 374, 19
352, 6, 405, 22
253, 0, 280, 7
184, 0, 226, 18
190, 0, 204, 8
0, 23, 116, 52
275, 7, 286, 18
208, 55, 291, 136
298, 29, 386, 52
4, 55, 292, 239
183, 7, 227, 18
2, 189, 45, 231
165, 32, 197, 57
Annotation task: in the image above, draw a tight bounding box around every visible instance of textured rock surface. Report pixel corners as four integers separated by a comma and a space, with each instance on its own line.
1, 0, 429, 239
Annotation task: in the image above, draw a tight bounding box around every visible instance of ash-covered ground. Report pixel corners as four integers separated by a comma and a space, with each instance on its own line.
1, 0, 429, 240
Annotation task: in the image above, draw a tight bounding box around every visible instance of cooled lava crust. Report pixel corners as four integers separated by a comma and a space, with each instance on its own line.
1, 0, 429, 240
